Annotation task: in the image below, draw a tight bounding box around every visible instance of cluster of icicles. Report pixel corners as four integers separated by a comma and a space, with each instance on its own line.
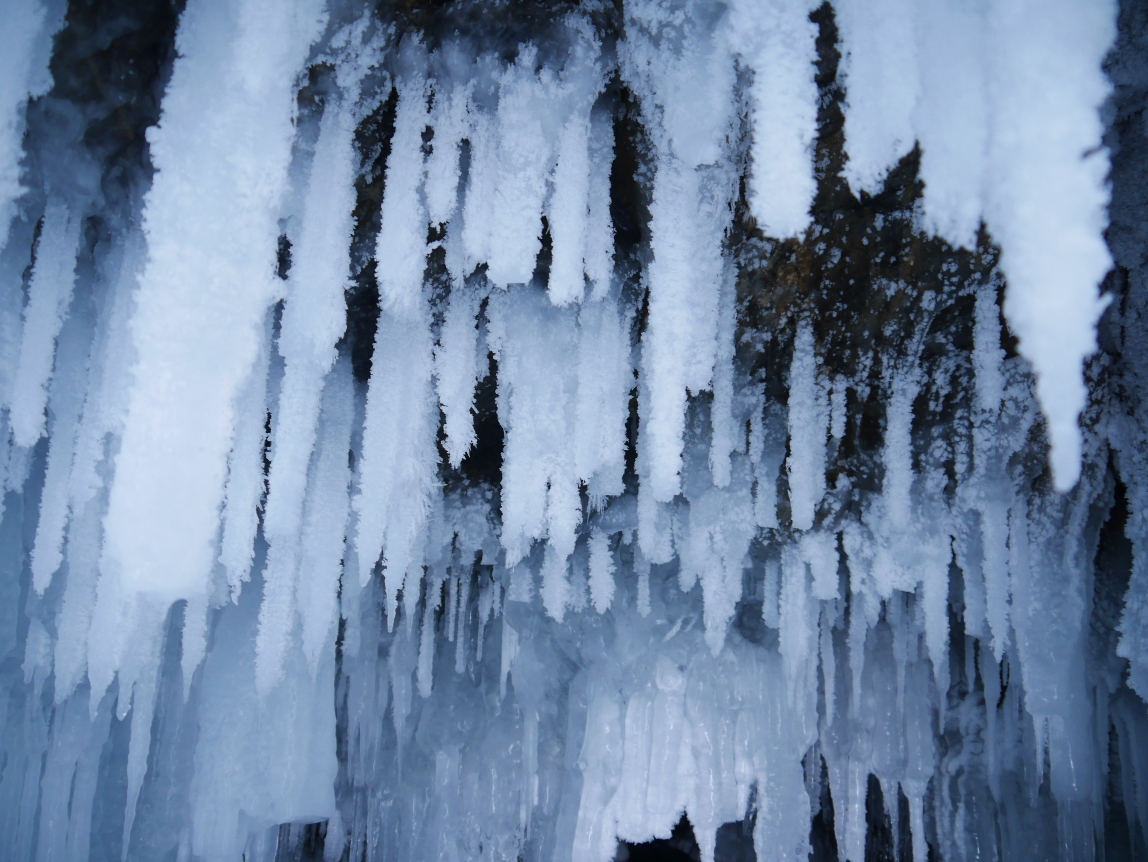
0, 0, 1141, 860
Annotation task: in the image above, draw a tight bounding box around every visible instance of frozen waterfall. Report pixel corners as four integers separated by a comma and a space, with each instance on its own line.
0, 0, 1146, 860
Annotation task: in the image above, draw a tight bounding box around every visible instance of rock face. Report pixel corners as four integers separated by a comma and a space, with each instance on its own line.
0, 1, 1145, 861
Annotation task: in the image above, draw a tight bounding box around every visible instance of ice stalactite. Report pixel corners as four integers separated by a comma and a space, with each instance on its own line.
0, 0, 1145, 861
0, 0, 63, 255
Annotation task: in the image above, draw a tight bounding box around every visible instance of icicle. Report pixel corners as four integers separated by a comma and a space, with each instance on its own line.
573, 291, 631, 505
486, 288, 580, 574
376, 68, 430, 317
0, 0, 61, 254
637, 551, 652, 618
779, 544, 815, 689
354, 49, 439, 629
835, 0, 920, 196
985, 0, 1115, 490
262, 92, 356, 546
830, 381, 847, 442
297, 357, 356, 673
9, 197, 82, 448
67, 232, 144, 527
446, 571, 459, 643
219, 312, 273, 598
118, 599, 168, 861
256, 88, 357, 691
787, 321, 827, 531
588, 529, 616, 613
500, 618, 518, 701
709, 265, 736, 489
425, 75, 471, 229
182, 593, 208, 698
29, 307, 92, 593
584, 106, 616, 300
973, 280, 1005, 418
476, 578, 495, 662
883, 365, 919, 531
541, 541, 572, 623
454, 570, 470, 674
621, 0, 739, 504
52, 493, 102, 703
354, 304, 437, 623
460, 108, 497, 275
102, 0, 326, 610
642, 158, 702, 502
417, 577, 442, 698
751, 401, 786, 529
762, 557, 781, 629
435, 283, 484, 468
913, 0, 989, 248
725, 0, 819, 238
547, 88, 593, 306
803, 530, 840, 601
486, 47, 558, 288
920, 540, 952, 697
820, 604, 837, 726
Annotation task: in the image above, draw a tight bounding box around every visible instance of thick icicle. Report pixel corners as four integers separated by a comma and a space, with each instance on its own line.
912, 0, 988, 248
102, 0, 326, 609
984, 0, 1116, 490
834, 0, 919, 195
725, 0, 819, 238
486, 48, 558, 288
376, 68, 430, 317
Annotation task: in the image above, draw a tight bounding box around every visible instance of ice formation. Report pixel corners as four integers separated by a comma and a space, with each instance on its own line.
0, 0, 1145, 860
